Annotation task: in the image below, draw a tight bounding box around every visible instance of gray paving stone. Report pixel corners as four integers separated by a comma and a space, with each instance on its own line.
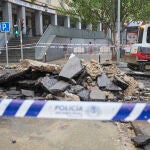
21, 89, 35, 97
68, 85, 84, 94
77, 89, 90, 101
97, 73, 111, 88
106, 82, 122, 91
49, 81, 70, 94
40, 76, 58, 92
131, 135, 150, 147
113, 75, 129, 90
6, 90, 21, 95
90, 86, 106, 101
59, 56, 83, 79
97, 73, 122, 91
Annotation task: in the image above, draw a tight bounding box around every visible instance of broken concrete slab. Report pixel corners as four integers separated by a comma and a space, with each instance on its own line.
49, 81, 70, 94
59, 56, 83, 79
75, 70, 87, 85
21, 89, 35, 97
39, 76, 58, 92
131, 135, 150, 147
77, 89, 90, 101
68, 85, 84, 94
19, 59, 61, 74
90, 86, 106, 101
6, 90, 21, 95
106, 82, 122, 91
97, 73, 111, 88
17, 80, 36, 88
113, 75, 129, 90
0, 68, 30, 84
145, 144, 150, 150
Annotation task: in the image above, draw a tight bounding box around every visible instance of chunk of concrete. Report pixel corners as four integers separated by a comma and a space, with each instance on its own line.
68, 85, 84, 94
17, 80, 36, 88
113, 75, 129, 90
90, 86, 106, 101
0, 68, 30, 84
49, 81, 70, 94
77, 89, 90, 101
40, 76, 58, 92
21, 89, 35, 97
131, 135, 150, 147
97, 73, 111, 88
19, 59, 61, 74
6, 89, 20, 95
106, 82, 122, 91
59, 56, 83, 79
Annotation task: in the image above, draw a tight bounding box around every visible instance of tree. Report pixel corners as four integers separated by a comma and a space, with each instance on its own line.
59, 0, 150, 43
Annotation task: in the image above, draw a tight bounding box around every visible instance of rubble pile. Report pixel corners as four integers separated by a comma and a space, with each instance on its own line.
0, 57, 148, 101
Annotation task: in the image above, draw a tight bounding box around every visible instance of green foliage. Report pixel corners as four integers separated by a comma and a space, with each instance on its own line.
59, 0, 150, 31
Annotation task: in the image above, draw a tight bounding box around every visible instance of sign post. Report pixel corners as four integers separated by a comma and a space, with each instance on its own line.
117, 0, 121, 64
20, 30, 23, 60
5, 32, 8, 66
19, 19, 24, 60
0, 22, 10, 66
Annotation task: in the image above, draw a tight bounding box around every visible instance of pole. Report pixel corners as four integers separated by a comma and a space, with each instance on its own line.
20, 30, 23, 60
117, 0, 120, 64
5, 32, 9, 66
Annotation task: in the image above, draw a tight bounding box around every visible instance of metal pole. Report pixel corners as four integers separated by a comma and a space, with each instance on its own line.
117, 0, 120, 64
20, 30, 23, 60
5, 32, 9, 66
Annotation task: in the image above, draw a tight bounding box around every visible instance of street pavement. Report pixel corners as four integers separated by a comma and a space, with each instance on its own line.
0, 118, 126, 150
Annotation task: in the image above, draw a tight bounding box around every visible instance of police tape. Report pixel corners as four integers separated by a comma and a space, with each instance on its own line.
0, 99, 150, 121
0, 43, 114, 50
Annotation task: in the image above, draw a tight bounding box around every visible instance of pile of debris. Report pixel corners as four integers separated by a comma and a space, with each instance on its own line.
0, 57, 148, 101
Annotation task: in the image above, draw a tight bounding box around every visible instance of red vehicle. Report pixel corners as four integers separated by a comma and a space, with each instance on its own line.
126, 24, 150, 71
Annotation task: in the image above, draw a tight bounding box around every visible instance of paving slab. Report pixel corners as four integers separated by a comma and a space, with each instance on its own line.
97, 73, 111, 88
131, 135, 150, 147
113, 75, 129, 90
90, 86, 106, 101
0, 68, 30, 84
68, 85, 84, 94
21, 89, 35, 97
40, 76, 58, 92
77, 89, 90, 101
59, 56, 83, 79
49, 80, 70, 94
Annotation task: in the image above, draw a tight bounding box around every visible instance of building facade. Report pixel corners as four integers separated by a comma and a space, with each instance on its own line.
0, 0, 103, 37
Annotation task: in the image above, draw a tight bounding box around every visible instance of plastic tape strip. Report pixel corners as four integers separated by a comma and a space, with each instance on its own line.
0, 99, 150, 121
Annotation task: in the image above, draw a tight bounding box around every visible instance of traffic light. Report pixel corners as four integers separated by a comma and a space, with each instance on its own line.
14, 25, 19, 37
20, 19, 24, 31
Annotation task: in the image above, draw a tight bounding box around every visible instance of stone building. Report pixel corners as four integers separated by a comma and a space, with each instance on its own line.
0, 0, 103, 36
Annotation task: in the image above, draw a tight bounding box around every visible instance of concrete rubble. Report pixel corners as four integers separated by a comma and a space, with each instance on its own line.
0, 57, 149, 101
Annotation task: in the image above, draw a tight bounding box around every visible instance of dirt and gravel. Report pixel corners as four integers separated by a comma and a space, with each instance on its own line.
0, 57, 149, 149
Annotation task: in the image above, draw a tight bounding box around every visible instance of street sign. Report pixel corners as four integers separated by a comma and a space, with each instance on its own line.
0, 22, 10, 32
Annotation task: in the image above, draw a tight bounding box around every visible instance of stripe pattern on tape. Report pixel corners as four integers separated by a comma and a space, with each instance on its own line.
0, 99, 150, 121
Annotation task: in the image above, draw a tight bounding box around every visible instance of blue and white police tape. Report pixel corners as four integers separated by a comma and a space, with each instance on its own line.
0, 99, 150, 121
